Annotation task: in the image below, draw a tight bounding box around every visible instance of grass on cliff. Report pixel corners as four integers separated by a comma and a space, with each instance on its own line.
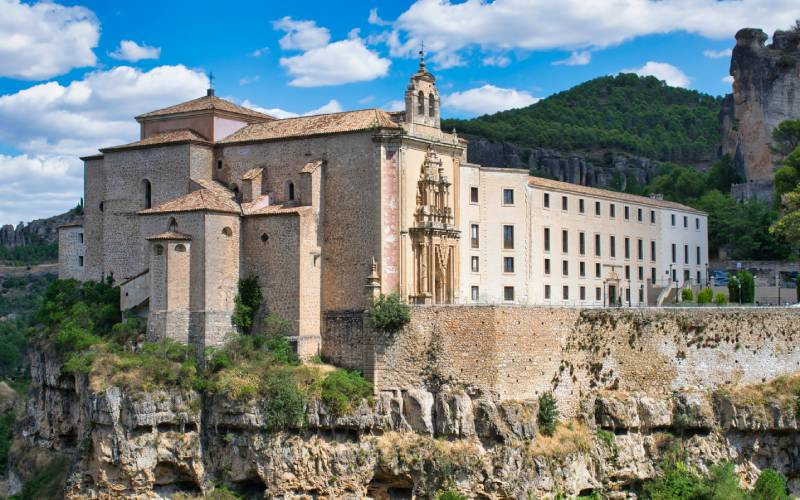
713, 373, 800, 414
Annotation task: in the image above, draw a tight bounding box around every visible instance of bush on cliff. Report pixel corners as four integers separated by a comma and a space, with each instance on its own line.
232, 276, 262, 334
320, 368, 373, 416
369, 293, 410, 332
537, 392, 559, 436
751, 469, 790, 500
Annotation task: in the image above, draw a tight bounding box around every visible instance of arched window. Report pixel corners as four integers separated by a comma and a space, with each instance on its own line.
154, 244, 164, 256
429, 92, 436, 116
174, 244, 186, 252
142, 179, 152, 209
222, 227, 232, 237
417, 90, 425, 115
287, 181, 295, 201
167, 217, 177, 232
260, 233, 269, 243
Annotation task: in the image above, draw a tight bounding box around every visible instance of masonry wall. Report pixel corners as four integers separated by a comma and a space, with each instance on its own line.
57, 227, 85, 281
330, 305, 800, 417
83, 157, 105, 282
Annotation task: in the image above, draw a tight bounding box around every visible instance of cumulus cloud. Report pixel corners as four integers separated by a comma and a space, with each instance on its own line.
387, 0, 798, 68
0, 154, 83, 225
553, 50, 592, 66
443, 85, 538, 116
273, 16, 331, 51
0, 0, 100, 79
704, 48, 733, 59
240, 99, 343, 119
368, 8, 392, 26
279, 35, 391, 87
483, 55, 511, 67
109, 40, 161, 62
621, 61, 690, 88
383, 100, 406, 112
250, 46, 269, 57
238, 75, 260, 86
722, 75, 735, 84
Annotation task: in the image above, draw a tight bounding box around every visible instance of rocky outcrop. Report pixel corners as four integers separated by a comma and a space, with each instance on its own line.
721, 27, 800, 183
11, 344, 800, 499
0, 208, 81, 248
465, 136, 663, 189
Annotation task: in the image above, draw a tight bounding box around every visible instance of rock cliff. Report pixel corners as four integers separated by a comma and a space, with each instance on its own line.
9, 343, 800, 499
0, 208, 81, 248
721, 27, 800, 182
465, 136, 662, 190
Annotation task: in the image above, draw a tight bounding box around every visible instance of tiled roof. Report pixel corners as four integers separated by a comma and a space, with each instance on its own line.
146, 231, 192, 241
242, 167, 263, 180
101, 129, 210, 152
241, 196, 312, 216
58, 221, 83, 229
136, 94, 274, 121
528, 176, 706, 215
218, 109, 401, 144
139, 189, 241, 215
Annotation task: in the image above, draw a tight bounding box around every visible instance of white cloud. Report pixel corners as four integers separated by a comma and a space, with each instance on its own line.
250, 46, 269, 57
553, 50, 592, 66
443, 85, 538, 116
722, 75, 735, 84
279, 37, 391, 87
273, 16, 330, 51
388, 0, 798, 69
0, 0, 100, 79
368, 8, 392, 26
483, 55, 511, 67
240, 99, 343, 119
622, 61, 690, 88
109, 40, 161, 62
704, 48, 732, 59
238, 75, 260, 86
383, 100, 405, 112
358, 95, 375, 105
0, 154, 83, 225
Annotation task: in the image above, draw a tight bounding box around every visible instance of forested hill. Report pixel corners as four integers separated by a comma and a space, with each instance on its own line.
442, 74, 723, 164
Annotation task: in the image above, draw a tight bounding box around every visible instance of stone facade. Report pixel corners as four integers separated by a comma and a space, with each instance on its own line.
57, 224, 85, 280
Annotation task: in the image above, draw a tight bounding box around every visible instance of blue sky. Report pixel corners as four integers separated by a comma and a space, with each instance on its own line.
0, 0, 798, 225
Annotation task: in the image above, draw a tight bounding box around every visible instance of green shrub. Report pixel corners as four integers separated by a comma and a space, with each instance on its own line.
320, 369, 372, 416
537, 392, 559, 436
681, 288, 694, 302
727, 271, 755, 304
437, 489, 467, 500
368, 293, 410, 332
697, 288, 713, 304
714, 293, 728, 305
262, 368, 307, 430
232, 276, 262, 333
12, 456, 69, 500
699, 461, 745, 500
751, 469, 790, 500
0, 409, 14, 473
643, 448, 703, 499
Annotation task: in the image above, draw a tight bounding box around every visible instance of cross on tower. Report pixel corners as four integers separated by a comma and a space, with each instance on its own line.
208, 71, 215, 89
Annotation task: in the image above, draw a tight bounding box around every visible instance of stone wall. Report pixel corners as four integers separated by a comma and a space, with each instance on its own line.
329, 306, 800, 417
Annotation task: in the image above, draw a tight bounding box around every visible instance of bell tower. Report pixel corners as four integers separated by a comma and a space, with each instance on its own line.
404, 47, 440, 129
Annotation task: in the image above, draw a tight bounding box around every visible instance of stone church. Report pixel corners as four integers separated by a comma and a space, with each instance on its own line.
59, 55, 709, 355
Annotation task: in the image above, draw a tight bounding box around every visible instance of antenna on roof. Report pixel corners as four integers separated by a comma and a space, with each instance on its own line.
419, 40, 425, 68
207, 71, 215, 97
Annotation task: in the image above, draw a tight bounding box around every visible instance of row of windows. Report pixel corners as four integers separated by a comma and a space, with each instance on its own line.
470, 224, 515, 250
471, 285, 647, 303
542, 192, 656, 223
543, 228, 657, 261
417, 90, 437, 116
670, 213, 702, 230
670, 244, 704, 265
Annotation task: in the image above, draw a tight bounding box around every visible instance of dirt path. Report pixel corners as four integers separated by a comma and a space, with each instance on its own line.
0, 263, 58, 277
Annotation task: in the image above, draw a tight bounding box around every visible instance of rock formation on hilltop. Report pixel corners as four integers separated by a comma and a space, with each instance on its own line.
0, 208, 81, 248
721, 27, 800, 182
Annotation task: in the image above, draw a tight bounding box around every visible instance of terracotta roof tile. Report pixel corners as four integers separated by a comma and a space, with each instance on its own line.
136, 95, 274, 121
146, 231, 192, 241
139, 189, 241, 215
242, 167, 263, 180
218, 109, 401, 144
527, 176, 706, 215
241, 196, 312, 216
101, 129, 210, 152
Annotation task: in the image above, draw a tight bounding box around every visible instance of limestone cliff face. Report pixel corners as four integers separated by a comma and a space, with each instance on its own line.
0, 209, 81, 248
721, 28, 800, 181
9, 344, 800, 499
465, 136, 662, 190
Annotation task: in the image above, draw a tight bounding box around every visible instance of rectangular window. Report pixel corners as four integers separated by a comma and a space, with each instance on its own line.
470, 224, 479, 249
562, 195, 568, 211
470, 186, 479, 203
625, 265, 631, 280
651, 241, 656, 261
624, 206, 630, 220
595, 201, 601, 216
78, 232, 84, 243
625, 288, 631, 303
562, 285, 569, 300
610, 204, 616, 218
503, 188, 514, 205
650, 210, 656, 224
684, 269, 690, 282
638, 208, 643, 222
504, 256, 515, 273
471, 256, 479, 273
651, 267, 656, 284
696, 246, 701, 265
683, 215, 688, 228
624, 237, 630, 259
579, 198, 585, 213
684, 244, 689, 264
543, 192, 550, 208
504, 286, 514, 302
637, 239, 643, 260
610, 235, 616, 258
544, 285, 551, 299
580, 286, 586, 301
544, 258, 551, 275
697, 270, 701, 284
503, 225, 514, 249
562, 229, 568, 253
671, 213, 676, 226
671, 243, 676, 263
544, 227, 550, 252
579, 232, 586, 255
639, 287, 644, 303
595, 262, 601, 278
562, 260, 569, 276
596, 287, 602, 301
471, 286, 479, 301
594, 234, 601, 257
695, 218, 700, 230
78, 255, 84, 267
638, 266, 644, 281
579, 261, 586, 277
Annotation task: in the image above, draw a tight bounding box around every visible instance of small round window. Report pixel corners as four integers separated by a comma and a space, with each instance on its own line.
260, 233, 269, 243
222, 227, 233, 237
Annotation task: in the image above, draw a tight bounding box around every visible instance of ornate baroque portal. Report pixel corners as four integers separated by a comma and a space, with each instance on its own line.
410, 146, 460, 304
